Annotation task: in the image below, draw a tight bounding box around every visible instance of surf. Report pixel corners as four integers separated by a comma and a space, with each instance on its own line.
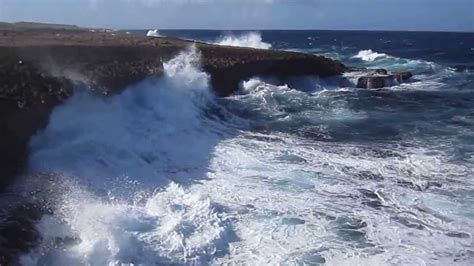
20, 45, 238, 265
5, 30, 474, 265
215, 32, 271, 49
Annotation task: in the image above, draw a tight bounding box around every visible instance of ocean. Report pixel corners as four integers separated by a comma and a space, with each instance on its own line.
7, 30, 474, 264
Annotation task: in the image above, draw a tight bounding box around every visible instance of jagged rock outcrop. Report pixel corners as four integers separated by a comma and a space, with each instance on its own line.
0, 27, 348, 191
0, 57, 73, 190
2, 30, 347, 95
394, 71, 413, 82
357, 69, 413, 89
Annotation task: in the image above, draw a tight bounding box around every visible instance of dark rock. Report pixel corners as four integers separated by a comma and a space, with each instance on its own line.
204, 54, 346, 96
1, 29, 348, 97
357, 70, 413, 89
375, 68, 388, 75
0, 201, 44, 265
0, 57, 73, 191
356, 75, 393, 89
0, 28, 348, 192
394, 71, 413, 82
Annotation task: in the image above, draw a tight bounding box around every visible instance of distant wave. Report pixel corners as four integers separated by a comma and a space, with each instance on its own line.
215, 32, 271, 49
353, 49, 387, 62
146, 29, 162, 37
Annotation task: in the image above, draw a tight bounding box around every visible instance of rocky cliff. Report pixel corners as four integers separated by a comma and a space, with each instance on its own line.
0, 26, 348, 191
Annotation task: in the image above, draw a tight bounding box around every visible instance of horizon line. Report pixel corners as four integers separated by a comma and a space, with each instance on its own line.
132, 28, 474, 34
3, 20, 473, 34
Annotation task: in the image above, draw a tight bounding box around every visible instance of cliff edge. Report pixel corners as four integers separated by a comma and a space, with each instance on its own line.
0, 25, 348, 191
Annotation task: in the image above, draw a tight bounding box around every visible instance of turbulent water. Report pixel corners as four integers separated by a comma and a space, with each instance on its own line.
214, 32, 272, 49
4, 30, 474, 265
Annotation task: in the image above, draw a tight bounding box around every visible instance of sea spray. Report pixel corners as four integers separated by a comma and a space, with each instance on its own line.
12, 31, 474, 265
22, 45, 234, 265
21, 179, 231, 265
146, 29, 162, 37
215, 32, 271, 49
352, 49, 387, 62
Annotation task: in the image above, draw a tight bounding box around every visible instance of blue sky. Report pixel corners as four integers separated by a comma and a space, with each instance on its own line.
0, 0, 472, 32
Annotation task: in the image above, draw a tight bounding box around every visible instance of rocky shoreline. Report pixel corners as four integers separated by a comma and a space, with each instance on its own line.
0, 23, 421, 264
0, 25, 348, 192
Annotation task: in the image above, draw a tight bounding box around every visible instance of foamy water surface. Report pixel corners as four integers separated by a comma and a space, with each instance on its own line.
7, 31, 474, 265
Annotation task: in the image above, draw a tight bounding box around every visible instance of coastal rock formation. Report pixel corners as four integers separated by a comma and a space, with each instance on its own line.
357, 69, 413, 89
375, 69, 388, 75
0, 57, 73, 190
1, 28, 347, 96
0, 26, 348, 191
394, 71, 413, 82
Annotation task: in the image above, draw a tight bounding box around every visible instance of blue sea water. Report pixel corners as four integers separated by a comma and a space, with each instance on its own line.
7, 30, 474, 265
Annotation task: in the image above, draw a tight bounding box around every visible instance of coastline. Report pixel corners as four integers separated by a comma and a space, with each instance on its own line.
0, 23, 347, 192
0, 22, 472, 266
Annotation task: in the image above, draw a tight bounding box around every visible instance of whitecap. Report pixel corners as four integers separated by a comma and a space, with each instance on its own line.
146, 29, 161, 37
21, 182, 232, 265
22, 45, 236, 264
353, 49, 388, 62
215, 32, 271, 49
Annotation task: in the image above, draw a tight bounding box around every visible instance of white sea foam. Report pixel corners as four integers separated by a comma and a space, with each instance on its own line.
22, 45, 233, 264
27, 45, 219, 193
350, 49, 455, 79
345, 50, 463, 92
146, 29, 161, 37
20, 44, 474, 265
197, 131, 473, 265
215, 32, 271, 49
353, 49, 388, 62
21, 181, 231, 265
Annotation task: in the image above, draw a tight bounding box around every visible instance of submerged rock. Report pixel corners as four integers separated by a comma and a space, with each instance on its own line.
357, 75, 391, 89
394, 71, 413, 82
375, 68, 388, 75
357, 69, 413, 89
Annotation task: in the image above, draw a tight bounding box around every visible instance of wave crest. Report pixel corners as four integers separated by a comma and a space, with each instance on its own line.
353, 49, 387, 62
215, 32, 271, 49
146, 29, 162, 37
21, 45, 233, 264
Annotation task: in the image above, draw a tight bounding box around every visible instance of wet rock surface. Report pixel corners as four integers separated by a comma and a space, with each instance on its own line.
0, 26, 348, 193
0, 26, 348, 263
0, 199, 44, 264
357, 69, 413, 89
0, 28, 348, 96
0, 55, 73, 191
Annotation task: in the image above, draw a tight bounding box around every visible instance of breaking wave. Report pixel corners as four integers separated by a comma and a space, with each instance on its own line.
353, 49, 388, 62
146, 29, 162, 37
9, 33, 474, 265
21, 45, 236, 265
215, 32, 271, 49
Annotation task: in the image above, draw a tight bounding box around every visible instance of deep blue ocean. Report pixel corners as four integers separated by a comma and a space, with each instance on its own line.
163, 30, 474, 70
7, 30, 474, 265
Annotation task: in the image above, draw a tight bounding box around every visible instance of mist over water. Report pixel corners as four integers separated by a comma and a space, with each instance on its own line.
21, 46, 234, 265
11, 31, 474, 264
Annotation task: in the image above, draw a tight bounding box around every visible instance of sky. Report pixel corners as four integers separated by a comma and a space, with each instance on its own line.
0, 0, 472, 32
